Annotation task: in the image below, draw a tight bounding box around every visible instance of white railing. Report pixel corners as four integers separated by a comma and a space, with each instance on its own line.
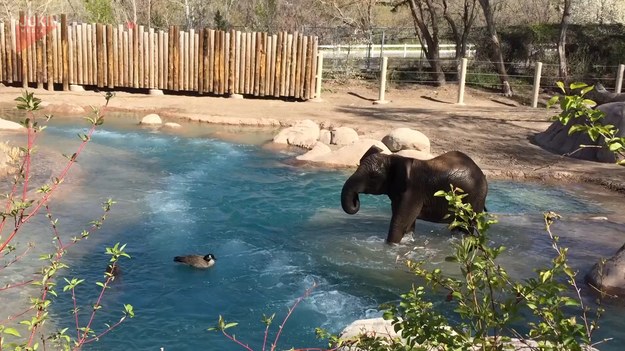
318, 43, 475, 59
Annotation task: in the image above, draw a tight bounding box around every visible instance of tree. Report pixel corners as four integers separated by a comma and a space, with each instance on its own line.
441, 0, 478, 60
557, 0, 571, 82
477, 0, 512, 96
394, 0, 447, 86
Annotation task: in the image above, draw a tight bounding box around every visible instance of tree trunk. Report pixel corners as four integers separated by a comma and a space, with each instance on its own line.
477, 0, 512, 97
407, 0, 446, 86
557, 0, 571, 82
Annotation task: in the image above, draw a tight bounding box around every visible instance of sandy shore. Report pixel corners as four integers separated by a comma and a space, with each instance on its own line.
1, 82, 624, 195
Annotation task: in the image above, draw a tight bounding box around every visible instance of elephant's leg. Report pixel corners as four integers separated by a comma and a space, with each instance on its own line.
387, 197, 423, 244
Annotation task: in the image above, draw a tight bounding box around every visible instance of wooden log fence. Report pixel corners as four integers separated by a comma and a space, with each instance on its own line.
0, 14, 319, 100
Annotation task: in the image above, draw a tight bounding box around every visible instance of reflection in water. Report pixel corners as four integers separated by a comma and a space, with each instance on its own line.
1, 116, 623, 350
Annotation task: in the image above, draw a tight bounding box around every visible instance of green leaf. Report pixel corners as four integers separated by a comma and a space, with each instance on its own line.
608, 142, 623, 151
567, 124, 587, 135
556, 81, 565, 93
3, 327, 21, 337
546, 95, 559, 108
569, 82, 588, 90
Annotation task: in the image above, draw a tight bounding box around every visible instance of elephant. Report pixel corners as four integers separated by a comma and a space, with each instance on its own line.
340, 146, 488, 244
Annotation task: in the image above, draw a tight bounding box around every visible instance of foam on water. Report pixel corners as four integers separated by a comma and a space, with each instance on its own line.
3, 117, 624, 350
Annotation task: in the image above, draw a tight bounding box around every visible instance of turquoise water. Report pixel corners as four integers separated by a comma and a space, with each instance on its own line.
4, 116, 624, 350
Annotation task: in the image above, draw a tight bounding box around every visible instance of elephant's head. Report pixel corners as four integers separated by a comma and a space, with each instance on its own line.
341, 146, 395, 215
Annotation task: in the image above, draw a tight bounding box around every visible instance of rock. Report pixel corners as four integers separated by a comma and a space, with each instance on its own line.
272, 119, 320, 149
303, 138, 390, 167
162, 122, 182, 129
0, 118, 25, 131
296, 142, 332, 161
381, 128, 430, 153
394, 149, 435, 160
532, 101, 625, 163
319, 129, 332, 145
140, 113, 163, 125
331, 127, 359, 146
586, 243, 625, 296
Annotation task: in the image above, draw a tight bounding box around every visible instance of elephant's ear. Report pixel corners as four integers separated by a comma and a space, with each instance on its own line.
359, 145, 384, 164
388, 157, 410, 194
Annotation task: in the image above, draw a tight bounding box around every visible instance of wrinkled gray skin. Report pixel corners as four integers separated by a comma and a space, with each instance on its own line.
341, 146, 488, 244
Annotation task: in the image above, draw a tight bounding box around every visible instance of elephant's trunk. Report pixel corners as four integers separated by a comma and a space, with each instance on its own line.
341, 176, 363, 215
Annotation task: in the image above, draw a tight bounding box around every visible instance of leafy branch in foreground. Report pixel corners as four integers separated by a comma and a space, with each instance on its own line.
0, 91, 133, 351
335, 186, 605, 351
208, 282, 327, 351
547, 81, 625, 165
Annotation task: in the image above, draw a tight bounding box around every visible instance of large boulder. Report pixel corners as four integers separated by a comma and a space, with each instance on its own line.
273, 119, 320, 149
381, 128, 430, 153
532, 101, 625, 163
319, 129, 332, 145
300, 139, 390, 167
581, 82, 625, 106
0, 118, 25, 131
586, 243, 625, 296
296, 141, 331, 161
331, 127, 359, 146
394, 149, 435, 160
140, 113, 163, 125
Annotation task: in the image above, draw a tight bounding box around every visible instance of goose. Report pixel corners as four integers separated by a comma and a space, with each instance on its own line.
173, 253, 216, 269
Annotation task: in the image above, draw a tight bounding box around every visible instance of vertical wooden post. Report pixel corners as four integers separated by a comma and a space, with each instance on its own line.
118, 24, 123, 86
193, 31, 199, 92
616, 64, 625, 94
273, 32, 283, 97
107, 25, 114, 88
11, 19, 17, 82
374, 56, 388, 104
55, 21, 61, 83
143, 30, 149, 88
198, 28, 204, 94
96, 23, 103, 88
61, 14, 68, 91
314, 52, 323, 99
244, 32, 250, 94
158, 30, 164, 89
183, 30, 188, 91
4, 22, 13, 83
178, 30, 184, 90
133, 25, 139, 88
123, 29, 129, 87
67, 25, 73, 85
457, 57, 468, 105
46, 16, 54, 90
19, 12, 27, 88
531, 61, 543, 108
35, 15, 43, 89
0, 22, 4, 82
258, 32, 266, 96
138, 25, 144, 88
228, 29, 235, 94
167, 26, 174, 90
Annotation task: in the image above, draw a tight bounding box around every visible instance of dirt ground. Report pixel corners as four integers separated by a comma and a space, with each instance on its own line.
1, 81, 624, 195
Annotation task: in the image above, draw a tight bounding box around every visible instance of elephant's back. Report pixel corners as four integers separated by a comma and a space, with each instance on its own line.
425, 151, 488, 210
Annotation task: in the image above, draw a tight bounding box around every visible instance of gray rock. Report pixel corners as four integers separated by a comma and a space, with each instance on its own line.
272, 119, 320, 149
381, 128, 430, 153
533, 101, 625, 163
296, 141, 332, 161
140, 113, 163, 125
301, 138, 390, 167
0, 118, 25, 131
319, 129, 332, 145
331, 126, 359, 146
586, 243, 625, 297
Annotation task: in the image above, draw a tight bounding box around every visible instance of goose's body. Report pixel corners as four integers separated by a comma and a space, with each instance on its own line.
173, 253, 216, 269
